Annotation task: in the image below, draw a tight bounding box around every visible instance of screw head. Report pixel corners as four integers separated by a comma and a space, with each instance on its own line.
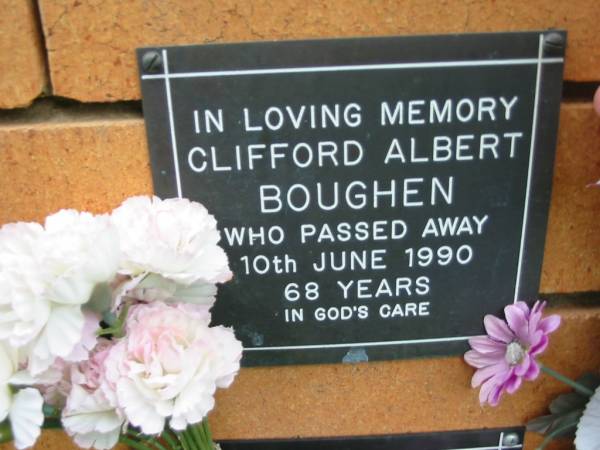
543, 32, 565, 56
502, 432, 520, 447
142, 50, 163, 74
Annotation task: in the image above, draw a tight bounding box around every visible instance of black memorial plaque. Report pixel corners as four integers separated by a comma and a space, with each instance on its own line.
219, 427, 526, 450
138, 31, 565, 366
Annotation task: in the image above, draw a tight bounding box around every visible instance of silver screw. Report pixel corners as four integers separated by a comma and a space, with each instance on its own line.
502, 432, 520, 447
142, 51, 163, 74
543, 32, 565, 57
543, 32, 565, 49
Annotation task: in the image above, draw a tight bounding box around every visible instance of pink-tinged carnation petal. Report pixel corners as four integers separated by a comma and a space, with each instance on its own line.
483, 315, 514, 343
471, 362, 509, 388
539, 315, 561, 335
504, 304, 530, 343
105, 301, 242, 432
468, 336, 505, 354
514, 352, 531, 377
464, 350, 505, 369
530, 334, 549, 357
523, 360, 540, 381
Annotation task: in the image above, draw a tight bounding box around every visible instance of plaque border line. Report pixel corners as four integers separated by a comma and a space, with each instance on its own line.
161, 49, 183, 199
512, 34, 544, 305
142, 56, 562, 80
154, 34, 557, 353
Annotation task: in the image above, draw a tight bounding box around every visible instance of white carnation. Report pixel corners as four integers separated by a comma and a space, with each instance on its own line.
61, 337, 125, 450
111, 196, 232, 286
0, 223, 48, 347
104, 302, 242, 434
576, 386, 600, 450
0, 343, 44, 449
0, 210, 119, 375
62, 384, 124, 450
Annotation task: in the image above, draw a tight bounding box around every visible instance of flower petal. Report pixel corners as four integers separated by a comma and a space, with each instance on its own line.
116, 378, 165, 435
523, 360, 540, 381
487, 384, 505, 406
9, 388, 43, 449
514, 352, 531, 377
47, 273, 95, 306
468, 336, 505, 354
575, 386, 600, 450
505, 374, 523, 394
505, 304, 530, 343
478, 367, 514, 407
483, 315, 514, 343
471, 362, 509, 388
479, 375, 501, 406
527, 302, 544, 336
0, 385, 10, 422
29, 306, 85, 375
530, 334, 549, 357
72, 430, 120, 450
63, 386, 122, 435
513, 301, 531, 316
464, 350, 505, 369
539, 315, 561, 335
531, 300, 546, 316
63, 312, 100, 363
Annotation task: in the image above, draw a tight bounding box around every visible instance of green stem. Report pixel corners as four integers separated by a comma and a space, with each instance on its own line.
540, 364, 595, 397
119, 436, 156, 450
97, 303, 130, 337
189, 424, 206, 448
42, 404, 60, 419
175, 433, 188, 450
124, 429, 167, 450
193, 422, 214, 450
161, 430, 180, 450
0, 421, 13, 445
96, 326, 121, 337
184, 428, 204, 450
535, 421, 579, 450
42, 418, 63, 429
202, 419, 213, 447
176, 431, 193, 450
146, 437, 169, 450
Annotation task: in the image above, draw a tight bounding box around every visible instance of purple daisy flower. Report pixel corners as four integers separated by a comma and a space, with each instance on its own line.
465, 300, 561, 406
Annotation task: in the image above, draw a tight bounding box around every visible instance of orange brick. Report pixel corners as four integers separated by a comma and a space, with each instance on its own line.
540, 103, 600, 293
0, 117, 152, 222
38, 0, 600, 102
0, 0, 47, 108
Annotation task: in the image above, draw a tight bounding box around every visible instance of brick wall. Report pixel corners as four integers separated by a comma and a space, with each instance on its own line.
1, 1, 599, 449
